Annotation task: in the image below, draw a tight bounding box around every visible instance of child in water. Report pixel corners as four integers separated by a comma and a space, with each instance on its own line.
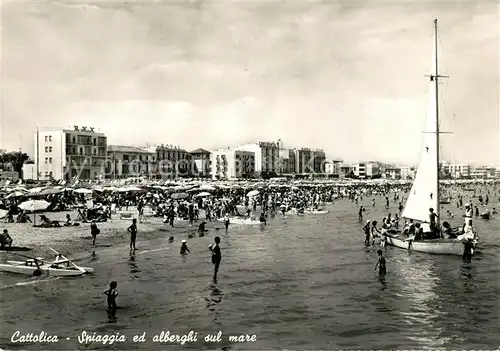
374, 249, 386, 276
180, 240, 190, 255
104, 282, 118, 318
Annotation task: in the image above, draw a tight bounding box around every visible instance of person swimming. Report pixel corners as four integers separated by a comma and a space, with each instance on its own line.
180, 240, 190, 255
104, 281, 118, 318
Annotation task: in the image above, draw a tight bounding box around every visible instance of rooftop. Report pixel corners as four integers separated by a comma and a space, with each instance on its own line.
190, 148, 211, 154
108, 145, 154, 154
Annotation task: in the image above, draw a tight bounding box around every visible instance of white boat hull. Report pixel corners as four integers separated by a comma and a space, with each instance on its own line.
303, 210, 329, 214
217, 217, 263, 225
385, 234, 477, 256
0, 261, 94, 276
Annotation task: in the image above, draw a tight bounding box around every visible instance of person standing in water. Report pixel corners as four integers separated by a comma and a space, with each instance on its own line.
209, 236, 222, 282
370, 220, 382, 246
180, 240, 190, 255
224, 213, 230, 233
104, 281, 118, 318
362, 220, 371, 244
358, 206, 365, 221
90, 221, 100, 247
374, 249, 386, 276
259, 212, 267, 225
127, 219, 138, 251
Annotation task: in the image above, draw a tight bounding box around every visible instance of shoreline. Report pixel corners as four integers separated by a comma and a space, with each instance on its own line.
1, 207, 226, 257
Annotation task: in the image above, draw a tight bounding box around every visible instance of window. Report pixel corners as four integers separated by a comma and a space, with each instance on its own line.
72, 137, 76, 144
49, 172, 53, 177
49, 136, 52, 142
45, 158, 48, 164
79, 148, 83, 155
49, 146, 52, 152
49, 157, 52, 164
44, 136, 48, 142
45, 147, 48, 152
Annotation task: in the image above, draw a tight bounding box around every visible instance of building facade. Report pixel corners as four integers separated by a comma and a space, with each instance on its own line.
324, 159, 343, 177
290, 148, 326, 174
189, 148, 211, 178
210, 148, 255, 180
470, 166, 497, 178
236, 141, 280, 178
22, 164, 36, 180
106, 145, 156, 179
34, 126, 107, 180
399, 166, 416, 180
352, 162, 382, 179
384, 167, 401, 180
155, 144, 191, 179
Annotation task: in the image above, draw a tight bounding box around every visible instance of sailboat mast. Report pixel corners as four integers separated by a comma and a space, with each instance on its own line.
434, 18, 441, 226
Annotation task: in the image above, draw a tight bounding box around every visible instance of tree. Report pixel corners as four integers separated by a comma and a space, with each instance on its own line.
0, 151, 30, 177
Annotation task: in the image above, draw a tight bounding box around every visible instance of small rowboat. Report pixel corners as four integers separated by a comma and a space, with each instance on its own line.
0, 248, 94, 276
303, 209, 330, 214
217, 217, 262, 225
0, 258, 94, 276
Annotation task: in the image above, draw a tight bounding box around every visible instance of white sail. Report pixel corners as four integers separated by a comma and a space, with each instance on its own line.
402, 32, 439, 223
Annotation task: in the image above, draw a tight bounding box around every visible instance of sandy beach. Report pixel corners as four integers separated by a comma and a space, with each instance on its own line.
1, 207, 222, 255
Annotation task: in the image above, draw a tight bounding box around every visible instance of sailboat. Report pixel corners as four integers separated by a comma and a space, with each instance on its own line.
385, 19, 478, 256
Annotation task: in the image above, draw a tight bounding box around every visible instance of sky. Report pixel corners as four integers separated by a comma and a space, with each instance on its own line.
0, 0, 498, 166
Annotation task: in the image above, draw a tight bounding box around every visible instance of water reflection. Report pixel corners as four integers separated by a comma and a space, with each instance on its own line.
203, 284, 223, 324
129, 250, 140, 273
398, 255, 443, 347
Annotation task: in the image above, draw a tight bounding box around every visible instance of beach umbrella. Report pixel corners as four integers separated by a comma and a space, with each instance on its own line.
171, 192, 189, 200
196, 192, 212, 197
74, 188, 93, 194
18, 200, 50, 212
39, 188, 64, 196
5, 191, 26, 199
200, 184, 216, 191
247, 190, 259, 197
27, 187, 44, 194
0, 209, 7, 219
126, 186, 145, 192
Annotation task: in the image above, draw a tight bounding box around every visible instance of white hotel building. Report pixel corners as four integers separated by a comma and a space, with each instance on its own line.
32, 126, 107, 181
210, 148, 255, 180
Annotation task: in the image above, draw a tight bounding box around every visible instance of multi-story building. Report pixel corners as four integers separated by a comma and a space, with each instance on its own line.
210, 148, 255, 180
236, 141, 280, 178
352, 162, 382, 179
106, 145, 156, 179
155, 144, 191, 179
448, 164, 471, 178
470, 166, 497, 178
276, 139, 290, 175
190, 148, 211, 178
384, 167, 401, 180
290, 148, 326, 174
324, 159, 343, 177
34, 126, 107, 180
399, 166, 416, 180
